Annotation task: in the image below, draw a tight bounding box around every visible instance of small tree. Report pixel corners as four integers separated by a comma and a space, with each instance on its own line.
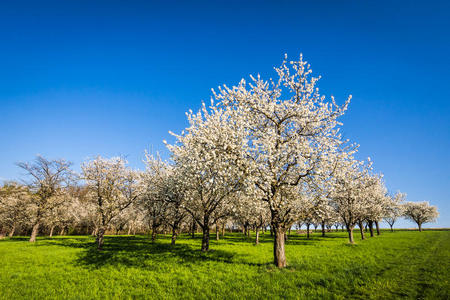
383, 192, 405, 232
331, 158, 377, 244
147, 155, 188, 245
403, 201, 438, 231
82, 156, 141, 250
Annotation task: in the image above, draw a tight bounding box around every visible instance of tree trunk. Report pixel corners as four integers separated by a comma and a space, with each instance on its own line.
59, 227, 65, 236
49, 226, 55, 238
375, 221, 380, 235
358, 220, 365, 240
8, 225, 15, 238
270, 226, 273, 236
215, 224, 219, 241
390, 224, 393, 232
151, 225, 157, 242
368, 220, 374, 237
221, 223, 225, 237
418, 223, 422, 232
255, 227, 260, 245
96, 226, 105, 250
191, 219, 196, 238
321, 222, 326, 237
306, 223, 310, 239
347, 226, 355, 244
201, 215, 210, 252
171, 227, 177, 245
29, 222, 40, 242
273, 225, 287, 268
127, 225, 132, 235
92, 227, 98, 236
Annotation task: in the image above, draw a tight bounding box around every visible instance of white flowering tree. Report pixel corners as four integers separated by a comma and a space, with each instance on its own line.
140, 155, 170, 242
43, 193, 80, 236
208, 54, 351, 267
403, 201, 439, 231
362, 175, 388, 237
167, 103, 248, 252
81, 156, 141, 250
383, 192, 406, 232
0, 182, 32, 237
142, 154, 188, 245
231, 189, 270, 244
331, 158, 377, 244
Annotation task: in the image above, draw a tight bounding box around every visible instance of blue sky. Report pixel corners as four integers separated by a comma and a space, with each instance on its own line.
0, 1, 449, 228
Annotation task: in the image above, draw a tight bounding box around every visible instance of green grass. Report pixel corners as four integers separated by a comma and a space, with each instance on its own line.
1, 230, 449, 299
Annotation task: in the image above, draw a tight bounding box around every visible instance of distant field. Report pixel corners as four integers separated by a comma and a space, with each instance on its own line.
0, 230, 449, 299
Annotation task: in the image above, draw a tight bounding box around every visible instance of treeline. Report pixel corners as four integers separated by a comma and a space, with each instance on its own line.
0, 54, 439, 268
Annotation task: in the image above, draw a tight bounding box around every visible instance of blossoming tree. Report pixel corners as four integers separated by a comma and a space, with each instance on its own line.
403, 201, 439, 231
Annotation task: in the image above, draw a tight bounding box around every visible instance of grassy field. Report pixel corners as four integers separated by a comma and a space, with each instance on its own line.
0, 230, 449, 299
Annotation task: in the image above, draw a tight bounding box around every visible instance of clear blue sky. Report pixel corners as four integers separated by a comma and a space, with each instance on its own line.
0, 1, 449, 228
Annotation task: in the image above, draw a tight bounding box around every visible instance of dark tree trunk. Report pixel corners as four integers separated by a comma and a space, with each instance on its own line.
151, 225, 157, 242
191, 219, 196, 238
335, 225, 339, 232
270, 226, 273, 236
49, 226, 55, 238
418, 223, 422, 232
358, 220, 365, 240
390, 224, 393, 232
29, 222, 40, 242
273, 225, 287, 268
306, 223, 310, 239
347, 226, 355, 244
96, 226, 106, 250
321, 222, 326, 237
375, 221, 380, 235
368, 220, 374, 237
255, 227, 260, 245
216, 224, 219, 241
171, 227, 177, 245
201, 215, 210, 252
8, 225, 15, 238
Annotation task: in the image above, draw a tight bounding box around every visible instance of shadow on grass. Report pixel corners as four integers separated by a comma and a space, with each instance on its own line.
0, 237, 30, 242
36, 235, 271, 269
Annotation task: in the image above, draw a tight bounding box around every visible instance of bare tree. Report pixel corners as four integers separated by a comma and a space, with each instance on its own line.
16, 156, 73, 242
